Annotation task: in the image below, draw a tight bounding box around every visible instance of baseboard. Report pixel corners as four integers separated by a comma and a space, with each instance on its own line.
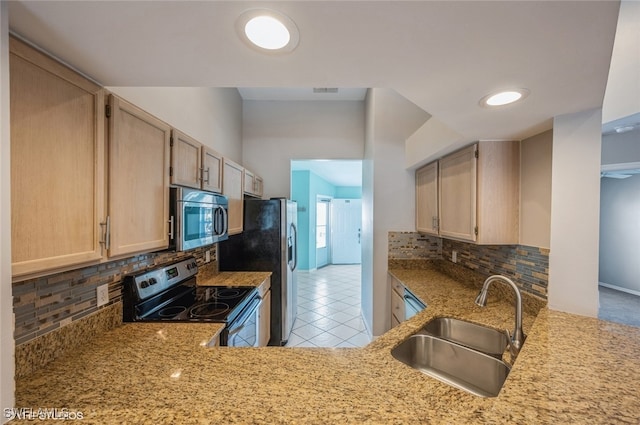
599, 281, 640, 297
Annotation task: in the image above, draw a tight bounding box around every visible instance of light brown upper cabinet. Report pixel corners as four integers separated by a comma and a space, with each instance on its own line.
415, 161, 439, 235
243, 168, 264, 199
171, 129, 222, 193
439, 145, 478, 242
10, 36, 106, 278
201, 147, 223, 193
419, 141, 519, 245
223, 158, 244, 235
107, 95, 172, 257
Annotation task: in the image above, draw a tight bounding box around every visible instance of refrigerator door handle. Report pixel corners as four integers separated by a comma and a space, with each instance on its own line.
290, 222, 298, 271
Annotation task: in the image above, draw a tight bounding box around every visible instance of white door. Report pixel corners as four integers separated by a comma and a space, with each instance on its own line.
331, 199, 362, 264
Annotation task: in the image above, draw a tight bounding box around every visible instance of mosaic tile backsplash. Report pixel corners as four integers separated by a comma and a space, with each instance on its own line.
388, 232, 549, 299
388, 232, 441, 259
13, 246, 216, 346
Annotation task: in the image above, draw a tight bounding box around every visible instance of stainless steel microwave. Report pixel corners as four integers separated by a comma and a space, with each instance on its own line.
169, 187, 229, 251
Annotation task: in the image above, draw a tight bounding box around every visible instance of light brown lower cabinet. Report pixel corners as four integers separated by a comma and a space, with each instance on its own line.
258, 279, 272, 347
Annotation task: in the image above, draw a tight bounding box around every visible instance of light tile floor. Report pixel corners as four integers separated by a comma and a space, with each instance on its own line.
599, 285, 640, 328
286, 264, 371, 348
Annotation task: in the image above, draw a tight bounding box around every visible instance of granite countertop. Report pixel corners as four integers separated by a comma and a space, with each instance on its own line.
197, 271, 272, 288
13, 268, 640, 424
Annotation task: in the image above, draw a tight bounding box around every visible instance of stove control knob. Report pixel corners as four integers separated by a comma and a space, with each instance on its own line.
149, 277, 158, 285
140, 280, 149, 288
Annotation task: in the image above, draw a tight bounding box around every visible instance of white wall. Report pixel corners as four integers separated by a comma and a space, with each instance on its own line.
1, 2, 16, 421
520, 130, 553, 248
599, 175, 640, 294
242, 100, 365, 199
106, 87, 243, 163
362, 88, 430, 335
549, 108, 602, 317
602, 0, 640, 124
361, 91, 375, 336
405, 116, 469, 170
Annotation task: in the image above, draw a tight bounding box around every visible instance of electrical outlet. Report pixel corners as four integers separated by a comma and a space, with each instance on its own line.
97, 284, 109, 307
205, 250, 211, 263
452, 250, 457, 263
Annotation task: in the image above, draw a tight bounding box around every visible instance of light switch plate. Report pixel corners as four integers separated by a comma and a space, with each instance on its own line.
97, 284, 109, 307
205, 250, 211, 263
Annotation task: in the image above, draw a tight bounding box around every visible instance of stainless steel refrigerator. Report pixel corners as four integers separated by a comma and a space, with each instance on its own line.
218, 198, 298, 346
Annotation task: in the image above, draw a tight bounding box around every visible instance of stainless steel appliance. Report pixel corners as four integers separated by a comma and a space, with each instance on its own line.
404, 287, 427, 320
122, 257, 261, 347
170, 187, 228, 251
218, 198, 297, 346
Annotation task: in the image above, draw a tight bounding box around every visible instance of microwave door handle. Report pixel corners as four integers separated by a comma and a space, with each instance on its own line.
212, 206, 221, 236
220, 206, 228, 235
212, 207, 219, 236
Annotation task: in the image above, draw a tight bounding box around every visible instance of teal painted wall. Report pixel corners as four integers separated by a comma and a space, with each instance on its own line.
292, 171, 362, 270
335, 186, 362, 199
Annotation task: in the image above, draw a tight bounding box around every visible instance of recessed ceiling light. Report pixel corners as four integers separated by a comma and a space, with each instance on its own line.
479, 89, 530, 108
237, 9, 299, 53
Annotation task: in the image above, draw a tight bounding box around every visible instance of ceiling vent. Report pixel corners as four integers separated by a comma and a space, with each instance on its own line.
313, 88, 339, 94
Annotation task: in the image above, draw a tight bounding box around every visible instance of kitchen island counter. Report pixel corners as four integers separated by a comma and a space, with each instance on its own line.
14, 266, 640, 424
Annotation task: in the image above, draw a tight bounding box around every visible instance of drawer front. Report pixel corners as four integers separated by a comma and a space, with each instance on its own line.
391, 289, 404, 324
391, 277, 404, 295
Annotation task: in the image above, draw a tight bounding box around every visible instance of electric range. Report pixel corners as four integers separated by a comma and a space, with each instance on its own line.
122, 256, 261, 346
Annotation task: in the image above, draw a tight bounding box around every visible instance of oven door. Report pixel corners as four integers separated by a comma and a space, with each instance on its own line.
226, 296, 261, 347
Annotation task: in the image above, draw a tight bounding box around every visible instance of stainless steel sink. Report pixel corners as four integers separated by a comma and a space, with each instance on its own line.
420, 317, 509, 357
391, 334, 510, 398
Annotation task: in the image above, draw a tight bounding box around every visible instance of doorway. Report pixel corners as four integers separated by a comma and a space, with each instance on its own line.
598, 163, 640, 328
316, 196, 331, 269
289, 159, 366, 347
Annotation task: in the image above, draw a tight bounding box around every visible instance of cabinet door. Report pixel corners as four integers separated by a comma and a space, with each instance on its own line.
439, 144, 477, 242
255, 176, 264, 198
258, 289, 271, 347
202, 147, 223, 193
171, 129, 202, 189
416, 162, 439, 235
223, 158, 244, 235
10, 37, 106, 277
108, 95, 171, 256
243, 169, 255, 194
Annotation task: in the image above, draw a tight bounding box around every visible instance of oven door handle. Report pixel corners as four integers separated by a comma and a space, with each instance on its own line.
227, 297, 261, 336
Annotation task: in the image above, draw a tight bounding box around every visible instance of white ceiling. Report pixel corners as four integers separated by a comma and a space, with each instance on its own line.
238, 87, 367, 102
291, 160, 362, 187
7, 1, 626, 143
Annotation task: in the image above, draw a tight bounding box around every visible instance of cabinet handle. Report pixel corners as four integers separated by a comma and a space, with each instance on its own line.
204, 167, 210, 185
168, 216, 174, 239
99, 216, 111, 251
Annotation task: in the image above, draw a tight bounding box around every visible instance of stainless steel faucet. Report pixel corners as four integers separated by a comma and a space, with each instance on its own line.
474, 275, 526, 356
